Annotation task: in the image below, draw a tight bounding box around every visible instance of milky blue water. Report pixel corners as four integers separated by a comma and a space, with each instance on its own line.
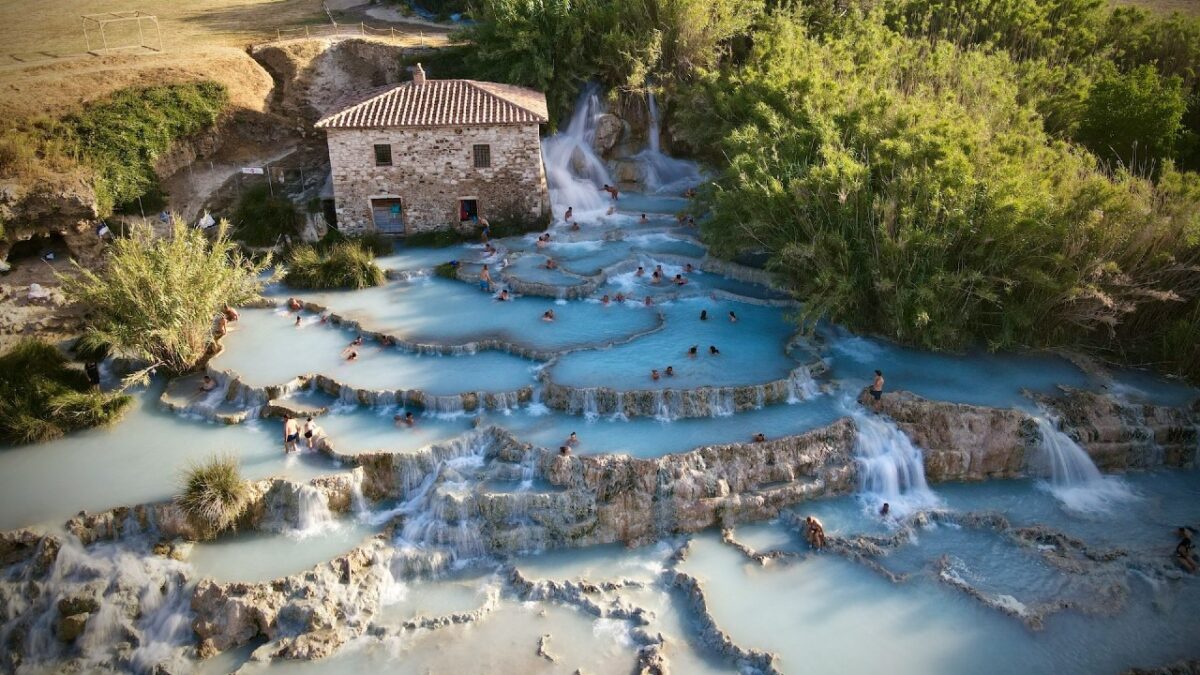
547, 297, 801, 390
212, 307, 538, 394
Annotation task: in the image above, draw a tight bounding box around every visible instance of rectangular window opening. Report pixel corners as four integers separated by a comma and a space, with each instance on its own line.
473, 144, 491, 169
459, 198, 479, 222
374, 144, 392, 167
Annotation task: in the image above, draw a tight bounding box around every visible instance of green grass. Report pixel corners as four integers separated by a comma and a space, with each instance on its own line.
283, 241, 386, 290
65, 82, 229, 216
177, 454, 249, 536
0, 339, 132, 445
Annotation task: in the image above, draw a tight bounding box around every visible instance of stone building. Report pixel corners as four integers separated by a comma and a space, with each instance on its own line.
316, 65, 550, 235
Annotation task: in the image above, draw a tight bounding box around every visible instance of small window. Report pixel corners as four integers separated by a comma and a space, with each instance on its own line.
374, 144, 392, 167
473, 144, 491, 169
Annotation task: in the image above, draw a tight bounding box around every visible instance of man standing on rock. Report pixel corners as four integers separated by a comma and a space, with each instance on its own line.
870, 369, 885, 409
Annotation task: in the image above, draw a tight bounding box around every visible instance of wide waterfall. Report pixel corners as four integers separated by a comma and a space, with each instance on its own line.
848, 404, 938, 515
541, 84, 613, 214
1031, 416, 1136, 513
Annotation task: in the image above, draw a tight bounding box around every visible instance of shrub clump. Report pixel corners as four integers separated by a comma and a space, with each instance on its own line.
177, 454, 249, 536
232, 184, 302, 247
283, 241, 386, 290
0, 340, 131, 445
433, 262, 460, 279
60, 218, 268, 376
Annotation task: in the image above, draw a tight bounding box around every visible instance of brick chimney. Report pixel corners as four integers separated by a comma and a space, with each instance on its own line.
412, 63, 426, 85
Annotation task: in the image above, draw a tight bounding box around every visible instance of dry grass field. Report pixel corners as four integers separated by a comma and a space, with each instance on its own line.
0, 0, 450, 117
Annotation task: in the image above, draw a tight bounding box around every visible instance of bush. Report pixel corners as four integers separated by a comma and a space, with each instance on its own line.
283, 241, 386, 289
177, 454, 249, 536
233, 184, 302, 247
0, 340, 131, 445
676, 14, 1200, 382
60, 218, 268, 375
311, 228, 393, 257
433, 262, 459, 279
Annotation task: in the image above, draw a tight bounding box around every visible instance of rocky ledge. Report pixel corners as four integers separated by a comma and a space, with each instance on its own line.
863, 389, 1198, 482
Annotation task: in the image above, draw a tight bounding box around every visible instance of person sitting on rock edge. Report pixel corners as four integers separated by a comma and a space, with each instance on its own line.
805, 516, 826, 549
1177, 527, 1197, 573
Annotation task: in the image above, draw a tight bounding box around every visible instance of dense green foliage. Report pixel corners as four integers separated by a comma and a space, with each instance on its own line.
177, 454, 249, 536
454, 0, 761, 124
455, 0, 1200, 379
0, 82, 228, 220
61, 219, 268, 375
233, 184, 303, 247
67, 83, 227, 215
0, 340, 131, 445
284, 242, 386, 289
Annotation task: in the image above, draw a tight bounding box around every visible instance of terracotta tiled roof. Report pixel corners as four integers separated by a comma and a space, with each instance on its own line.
315, 79, 549, 129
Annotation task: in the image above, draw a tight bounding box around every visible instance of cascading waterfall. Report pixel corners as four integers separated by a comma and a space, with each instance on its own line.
541, 84, 613, 214
1031, 415, 1136, 513
849, 404, 938, 515
636, 91, 704, 194
293, 485, 336, 538
786, 369, 821, 403
4, 539, 195, 674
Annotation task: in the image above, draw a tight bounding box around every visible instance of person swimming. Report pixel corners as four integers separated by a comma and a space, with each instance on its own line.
564, 207, 573, 221
615, 293, 626, 303
497, 289, 511, 301
688, 345, 698, 357
351, 335, 364, 347
542, 309, 555, 322
288, 297, 302, 311
346, 350, 358, 361
566, 431, 579, 446
601, 294, 611, 306
544, 258, 558, 270
752, 432, 766, 443
700, 310, 708, 321
674, 274, 687, 286
639, 213, 648, 224
293, 316, 301, 327
644, 296, 654, 306
664, 365, 675, 377
728, 311, 738, 323
880, 502, 891, 517
709, 345, 720, 355
651, 369, 661, 381
684, 263, 694, 273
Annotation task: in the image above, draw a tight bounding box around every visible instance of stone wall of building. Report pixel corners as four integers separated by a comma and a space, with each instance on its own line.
326, 124, 549, 234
